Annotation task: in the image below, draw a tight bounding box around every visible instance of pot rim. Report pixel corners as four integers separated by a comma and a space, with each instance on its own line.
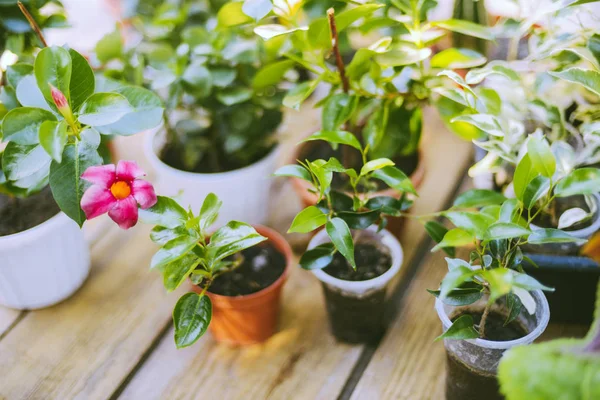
529, 193, 600, 239
0, 211, 69, 243
434, 289, 550, 350
144, 125, 281, 181
308, 226, 404, 293
202, 224, 293, 304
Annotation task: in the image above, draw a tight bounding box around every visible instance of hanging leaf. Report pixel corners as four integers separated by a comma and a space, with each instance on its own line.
173, 293, 212, 348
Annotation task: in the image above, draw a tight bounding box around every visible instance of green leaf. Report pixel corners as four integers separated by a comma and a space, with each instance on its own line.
1, 107, 57, 145
254, 24, 307, 40
151, 235, 199, 270
360, 158, 395, 177
216, 87, 253, 106
199, 193, 222, 233
499, 198, 520, 223
527, 137, 556, 178
376, 48, 432, 67
548, 68, 600, 96
424, 220, 455, 257
485, 223, 531, 241
432, 19, 494, 40
588, 33, 600, 66
480, 269, 513, 303
513, 272, 554, 292
465, 62, 520, 85
322, 94, 358, 131
308, 4, 383, 48
504, 293, 522, 326
39, 120, 68, 162
514, 155, 538, 201
6, 63, 33, 89
283, 80, 319, 110
558, 208, 590, 229
366, 196, 408, 216
338, 209, 381, 230
253, 60, 294, 90
78, 93, 133, 126
242, 0, 272, 21
523, 175, 551, 209
440, 265, 476, 298
182, 62, 212, 98
289, 206, 328, 233
453, 189, 506, 208
363, 106, 388, 150
372, 166, 417, 195
207, 221, 267, 262
95, 29, 123, 64
150, 226, 190, 245
445, 211, 494, 239
432, 228, 473, 252
95, 86, 164, 136
300, 243, 335, 270
555, 168, 600, 197
139, 196, 188, 229
173, 293, 211, 349
162, 254, 201, 292
217, 2, 253, 27
49, 140, 102, 226
301, 130, 362, 152
450, 114, 504, 137
435, 314, 479, 341
428, 283, 483, 306
15, 75, 53, 112
528, 228, 587, 245
35, 46, 72, 110
326, 217, 355, 269
1, 142, 51, 191
431, 48, 486, 69
274, 164, 312, 181
68, 49, 96, 112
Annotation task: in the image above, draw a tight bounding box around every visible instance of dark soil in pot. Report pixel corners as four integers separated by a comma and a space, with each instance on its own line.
321, 242, 393, 344
446, 311, 528, 400
299, 141, 419, 191
208, 242, 286, 296
0, 187, 59, 237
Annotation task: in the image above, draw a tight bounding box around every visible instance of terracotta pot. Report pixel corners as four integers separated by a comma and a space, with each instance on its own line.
289, 143, 426, 237
192, 225, 293, 345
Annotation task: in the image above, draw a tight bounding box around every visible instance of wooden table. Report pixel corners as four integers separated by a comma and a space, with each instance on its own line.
0, 109, 588, 400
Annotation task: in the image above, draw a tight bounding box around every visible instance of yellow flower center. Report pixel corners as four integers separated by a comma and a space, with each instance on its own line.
110, 181, 131, 200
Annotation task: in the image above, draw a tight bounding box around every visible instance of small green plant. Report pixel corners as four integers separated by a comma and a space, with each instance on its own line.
424, 137, 600, 339
276, 132, 416, 270
140, 193, 267, 348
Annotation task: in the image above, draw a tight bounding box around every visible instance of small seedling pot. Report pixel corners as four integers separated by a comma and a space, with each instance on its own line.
0, 212, 90, 309
145, 127, 280, 227
308, 227, 404, 344
435, 290, 550, 400
193, 225, 293, 346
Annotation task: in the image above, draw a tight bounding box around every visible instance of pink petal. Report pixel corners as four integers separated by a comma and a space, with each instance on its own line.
81, 164, 116, 188
131, 179, 157, 209
81, 185, 117, 219
116, 160, 145, 181
108, 196, 139, 229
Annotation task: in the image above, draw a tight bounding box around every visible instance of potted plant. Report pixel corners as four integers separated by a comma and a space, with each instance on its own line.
498, 281, 600, 399
247, 1, 493, 227
96, 0, 288, 227
80, 161, 293, 346
423, 139, 600, 397
276, 133, 415, 343
0, 6, 164, 309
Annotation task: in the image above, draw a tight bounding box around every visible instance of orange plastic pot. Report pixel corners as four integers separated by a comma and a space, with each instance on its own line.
192, 225, 293, 346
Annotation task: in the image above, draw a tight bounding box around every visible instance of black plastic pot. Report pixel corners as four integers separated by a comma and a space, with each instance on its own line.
523, 254, 600, 324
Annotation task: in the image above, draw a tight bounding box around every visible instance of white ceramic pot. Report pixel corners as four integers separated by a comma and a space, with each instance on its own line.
0, 212, 90, 309
145, 128, 280, 227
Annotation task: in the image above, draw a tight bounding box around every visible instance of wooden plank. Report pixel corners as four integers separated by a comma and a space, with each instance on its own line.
118, 109, 473, 400
350, 187, 590, 400
0, 226, 187, 400
0, 309, 22, 338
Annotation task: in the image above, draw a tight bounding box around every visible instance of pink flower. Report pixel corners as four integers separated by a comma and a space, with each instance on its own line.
80, 161, 157, 229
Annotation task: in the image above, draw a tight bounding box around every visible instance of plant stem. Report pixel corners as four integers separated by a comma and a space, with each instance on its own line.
479, 301, 492, 339
18, 1, 48, 48
327, 8, 349, 94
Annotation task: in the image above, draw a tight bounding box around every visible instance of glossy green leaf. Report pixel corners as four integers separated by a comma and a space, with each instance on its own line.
431, 48, 486, 69
1, 107, 56, 145
253, 60, 294, 90
548, 68, 600, 96
35, 46, 72, 110
523, 175, 551, 210
242, 0, 272, 21
372, 166, 417, 195
162, 254, 201, 292
485, 223, 531, 241
39, 120, 68, 162
254, 24, 307, 40
181, 62, 212, 98
299, 243, 335, 270
151, 235, 199, 270
308, 4, 383, 48
554, 168, 600, 197
450, 114, 504, 137
322, 94, 358, 131
432, 228, 473, 252
326, 217, 355, 269
513, 272, 554, 292
78, 93, 133, 126
366, 196, 407, 216
432, 19, 494, 40
514, 155, 538, 201
425, 220, 455, 257
68, 49, 96, 112
150, 226, 190, 245
15, 75, 53, 112
1, 142, 51, 191
274, 164, 312, 181
139, 196, 188, 229
465, 63, 520, 85
283, 80, 319, 110
301, 130, 362, 151
95, 29, 123, 64
198, 193, 222, 233
527, 228, 587, 245
217, 1, 253, 27
173, 293, 211, 348
453, 189, 506, 208
338, 209, 381, 230
360, 158, 395, 177
499, 198, 520, 223
440, 265, 476, 298
289, 206, 328, 233
480, 268, 513, 303
428, 283, 483, 306
363, 105, 388, 150
207, 221, 266, 262
588, 33, 600, 66
527, 137, 555, 178
436, 315, 479, 341
445, 211, 495, 239
504, 293, 522, 326
558, 208, 590, 229
6, 63, 33, 89
376, 48, 432, 67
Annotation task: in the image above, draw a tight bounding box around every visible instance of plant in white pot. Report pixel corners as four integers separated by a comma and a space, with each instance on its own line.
96, 0, 289, 226
0, 7, 164, 309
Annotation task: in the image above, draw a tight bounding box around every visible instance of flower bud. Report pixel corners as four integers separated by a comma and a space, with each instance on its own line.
49, 83, 75, 124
